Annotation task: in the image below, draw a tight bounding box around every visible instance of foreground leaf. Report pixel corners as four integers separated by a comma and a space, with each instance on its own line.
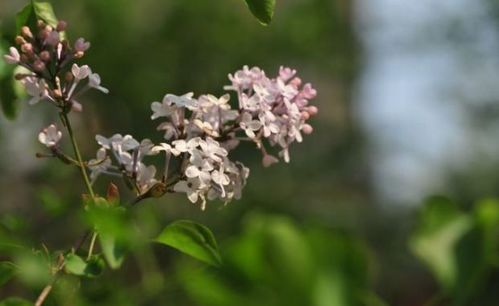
0, 262, 16, 286
409, 196, 472, 290
244, 0, 276, 26
155, 220, 221, 266
16, 1, 59, 33
99, 233, 127, 269
0, 298, 33, 306
64, 254, 104, 278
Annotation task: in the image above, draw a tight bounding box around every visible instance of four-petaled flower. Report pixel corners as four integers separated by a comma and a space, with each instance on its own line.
38, 124, 62, 148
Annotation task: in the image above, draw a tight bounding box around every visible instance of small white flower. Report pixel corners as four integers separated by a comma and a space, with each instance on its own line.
88, 148, 111, 182
172, 137, 201, 153
165, 92, 198, 110
156, 122, 178, 140
136, 164, 158, 193
199, 137, 227, 163
38, 124, 62, 147
150, 95, 177, 120
22, 77, 48, 105
89, 73, 109, 94
74, 38, 90, 52
71, 64, 91, 80
239, 112, 262, 138
3, 47, 20, 64
174, 178, 202, 204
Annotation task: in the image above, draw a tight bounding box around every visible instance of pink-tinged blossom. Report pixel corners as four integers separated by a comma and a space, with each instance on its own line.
38, 124, 62, 147
71, 64, 91, 80
74, 38, 90, 52
3, 47, 20, 64
88, 148, 112, 182
89, 73, 109, 94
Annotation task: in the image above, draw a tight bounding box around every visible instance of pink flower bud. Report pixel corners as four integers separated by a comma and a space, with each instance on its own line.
307, 105, 318, 116
40, 51, 51, 62
45, 31, 60, 46
33, 60, 46, 72
15, 36, 26, 45
56, 20, 67, 32
301, 111, 310, 120
302, 124, 313, 134
21, 43, 33, 53
71, 101, 83, 112
290, 77, 302, 87
262, 154, 279, 167
21, 26, 33, 38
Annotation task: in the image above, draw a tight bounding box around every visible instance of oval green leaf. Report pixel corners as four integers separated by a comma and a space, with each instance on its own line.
244, 0, 276, 26
64, 254, 105, 278
155, 220, 222, 266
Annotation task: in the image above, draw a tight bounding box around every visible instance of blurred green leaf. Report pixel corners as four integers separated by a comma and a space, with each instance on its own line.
99, 232, 127, 269
64, 254, 105, 278
155, 220, 222, 266
14, 250, 51, 288
409, 196, 472, 290
0, 297, 33, 306
0, 262, 16, 287
86, 205, 130, 269
0, 43, 18, 119
16, 1, 59, 33
244, 0, 275, 26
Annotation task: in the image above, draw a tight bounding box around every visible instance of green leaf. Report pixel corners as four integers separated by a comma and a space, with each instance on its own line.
409, 196, 473, 291
155, 220, 222, 266
64, 254, 105, 278
85, 205, 130, 269
0, 262, 16, 287
0, 297, 33, 306
16, 1, 59, 34
244, 0, 276, 26
99, 232, 127, 269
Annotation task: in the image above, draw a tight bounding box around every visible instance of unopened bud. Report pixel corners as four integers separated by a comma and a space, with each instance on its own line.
21, 43, 33, 53
71, 101, 83, 112
301, 111, 310, 120
262, 154, 279, 167
290, 77, 302, 87
302, 124, 313, 134
307, 106, 318, 116
56, 20, 67, 32
37, 20, 46, 28
38, 29, 49, 40
20, 54, 29, 63
65, 72, 74, 82
106, 182, 120, 204
40, 51, 51, 62
15, 36, 26, 45
74, 51, 84, 59
33, 60, 46, 72
53, 89, 62, 99
44, 25, 53, 32
21, 26, 33, 38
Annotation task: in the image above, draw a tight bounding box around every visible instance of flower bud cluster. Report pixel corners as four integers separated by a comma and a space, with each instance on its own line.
3, 20, 107, 112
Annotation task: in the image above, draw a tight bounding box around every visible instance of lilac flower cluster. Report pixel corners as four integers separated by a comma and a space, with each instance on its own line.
4, 21, 318, 209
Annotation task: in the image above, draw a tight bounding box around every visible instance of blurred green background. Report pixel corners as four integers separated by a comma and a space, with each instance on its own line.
0, 0, 498, 305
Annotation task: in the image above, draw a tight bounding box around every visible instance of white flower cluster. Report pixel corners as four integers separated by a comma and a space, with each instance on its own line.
226, 66, 318, 165
33, 61, 317, 209
90, 134, 157, 193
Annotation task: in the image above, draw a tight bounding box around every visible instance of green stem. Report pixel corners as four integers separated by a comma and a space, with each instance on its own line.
60, 111, 95, 198
87, 232, 98, 260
